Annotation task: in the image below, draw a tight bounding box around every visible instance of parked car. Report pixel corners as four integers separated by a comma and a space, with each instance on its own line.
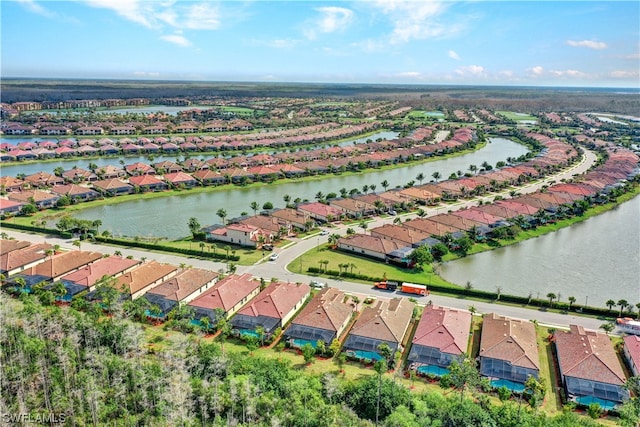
388, 210, 397, 216
320, 230, 330, 235
269, 253, 279, 261
262, 244, 273, 251
310, 280, 327, 289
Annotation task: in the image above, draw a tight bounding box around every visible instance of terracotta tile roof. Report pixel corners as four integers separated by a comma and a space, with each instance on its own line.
60, 256, 141, 287
1, 243, 51, 272
370, 224, 431, 246
555, 325, 626, 385
8, 190, 59, 204
479, 313, 540, 370
50, 184, 99, 197
163, 171, 196, 184
403, 217, 459, 236
338, 234, 404, 255
116, 262, 178, 295
25, 251, 102, 279
0, 239, 31, 255
290, 288, 353, 332
349, 298, 414, 344
412, 305, 472, 355
129, 175, 165, 187
624, 335, 640, 374
149, 268, 219, 302
92, 178, 133, 191
188, 273, 258, 311
236, 282, 310, 320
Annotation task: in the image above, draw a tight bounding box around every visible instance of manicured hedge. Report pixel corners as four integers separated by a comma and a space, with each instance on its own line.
93, 235, 240, 261
0, 221, 73, 239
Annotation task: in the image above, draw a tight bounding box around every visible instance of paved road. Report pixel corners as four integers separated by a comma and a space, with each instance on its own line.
4, 148, 612, 332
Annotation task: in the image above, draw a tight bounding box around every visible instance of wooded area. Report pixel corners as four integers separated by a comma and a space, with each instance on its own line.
2, 292, 637, 426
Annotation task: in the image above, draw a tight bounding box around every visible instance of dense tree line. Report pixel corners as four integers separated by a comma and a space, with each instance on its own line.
1, 292, 635, 426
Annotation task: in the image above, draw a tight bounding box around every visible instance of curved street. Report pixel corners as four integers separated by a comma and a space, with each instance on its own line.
3, 148, 612, 332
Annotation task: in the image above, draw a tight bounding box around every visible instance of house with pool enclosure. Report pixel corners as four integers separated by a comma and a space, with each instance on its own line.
407, 305, 472, 376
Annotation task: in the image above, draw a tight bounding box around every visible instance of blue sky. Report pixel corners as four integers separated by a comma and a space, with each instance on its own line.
2, 1, 639, 87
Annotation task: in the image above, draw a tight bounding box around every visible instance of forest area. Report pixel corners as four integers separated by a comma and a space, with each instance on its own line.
2, 292, 637, 427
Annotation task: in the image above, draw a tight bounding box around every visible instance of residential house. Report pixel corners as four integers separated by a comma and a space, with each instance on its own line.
479, 313, 540, 387
555, 325, 629, 406
623, 335, 640, 377
329, 198, 376, 218
163, 171, 198, 188
50, 184, 100, 202
20, 251, 103, 282
240, 215, 290, 239
186, 273, 259, 326
0, 239, 31, 256
403, 217, 460, 237
370, 224, 431, 247
61, 167, 98, 183
144, 268, 219, 318
337, 234, 404, 261
270, 208, 312, 231
343, 297, 414, 361
129, 175, 168, 192
192, 169, 227, 186
208, 223, 268, 248
61, 256, 141, 293
231, 282, 311, 338
24, 171, 64, 188
8, 190, 60, 209
297, 202, 343, 223
0, 176, 26, 192
0, 198, 24, 216
114, 261, 179, 300
125, 162, 155, 176
95, 165, 126, 179
283, 287, 354, 348
407, 305, 472, 375
92, 178, 134, 196
1, 243, 51, 276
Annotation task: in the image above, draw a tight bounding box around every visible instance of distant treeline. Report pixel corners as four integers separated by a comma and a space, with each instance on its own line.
2, 79, 638, 115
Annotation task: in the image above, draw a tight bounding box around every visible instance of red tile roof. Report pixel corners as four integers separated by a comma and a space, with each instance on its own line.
236, 282, 310, 320
480, 313, 540, 370
188, 273, 258, 311
412, 305, 472, 355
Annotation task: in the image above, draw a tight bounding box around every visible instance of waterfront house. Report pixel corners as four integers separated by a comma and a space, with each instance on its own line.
403, 217, 460, 237
95, 165, 126, 179
186, 273, 259, 327
152, 160, 182, 174
554, 325, 629, 407
207, 223, 268, 248
50, 184, 100, 202
0, 176, 26, 192
61, 167, 98, 183
479, 313, 540, 389
192, 169, 227, 186
329, 198, 376, 218
8, 190, 60, 209
125, 162, 155, 176
0, 199, 25, 216
623, 335, 640, 377
24, 171, 64, 188
144, 268, 219, 318
163, 171, 198, 188
61, 256, 141, 293
370, 224, 431, 247
407, 305, 472, 376
297, 202, 343, 223
270, 208, 312, 231
231, 282, 311, 338
129, 175, 168, 192
92, 178, 134, 196
337, 234, 404, 261
283, 287, 354, 349
343, 297, 414, 361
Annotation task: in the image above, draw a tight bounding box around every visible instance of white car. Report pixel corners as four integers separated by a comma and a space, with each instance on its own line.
269, 253, 279, 261
310, 280, 327, 289
320, 230, 330, 235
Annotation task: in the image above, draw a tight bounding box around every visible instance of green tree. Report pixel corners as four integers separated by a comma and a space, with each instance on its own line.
416, 173, 425, 185
250, 201, 259, 216
301, 343, 316, 365
546, 292, 556, 306
188, 217, 201, 237
409, 244, 433, 267
599, 322, 615, 335
216, 208, 227, 225
618, 299, 629, 316
448, 357, 482, 403
568, 296, 576, 310
432, 171, 442, 182
605, 299, 616, 311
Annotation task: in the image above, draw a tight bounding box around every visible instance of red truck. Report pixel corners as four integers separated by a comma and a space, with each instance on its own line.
373, 280, 398, 291
400, 282, 428, 296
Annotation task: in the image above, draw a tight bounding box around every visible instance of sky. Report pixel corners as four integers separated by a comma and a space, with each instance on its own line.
1, 0, 639, 88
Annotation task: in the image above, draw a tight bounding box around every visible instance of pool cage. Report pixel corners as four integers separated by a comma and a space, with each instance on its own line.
342, 335, 398, 360
407, 344, 462, 369
283, 324, 336, 347
231, 314, 280, 336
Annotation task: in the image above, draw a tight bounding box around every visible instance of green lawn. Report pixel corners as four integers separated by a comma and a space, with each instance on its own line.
289, 243, 459, 288
496, 111, 538, 122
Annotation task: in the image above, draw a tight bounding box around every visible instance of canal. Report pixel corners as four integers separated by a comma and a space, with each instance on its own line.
72, 137, 529, 239
440, 195, 640, 308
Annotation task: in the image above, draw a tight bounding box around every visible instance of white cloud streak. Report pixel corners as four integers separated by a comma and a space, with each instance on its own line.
448, 50, 461, 60
566, 39, 607, 50
304, 6, 354, 40
161, 34, 192, 47
16, 0, 56, 18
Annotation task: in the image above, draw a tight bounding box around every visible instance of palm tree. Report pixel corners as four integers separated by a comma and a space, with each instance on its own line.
568, 296, 576, 311
216, 208, 227, 225
283, 194, 291, 207
546, 292, 556, 306
369, 184, 376, 193
250, 201, 259, 216
92, 219, 102, 235
188, 217, 201, 237
605, 299, 616, 311
72, 240, 81, 250
381, 180, 389, 191
468, 164, 478, 175
432, 171, 442, 182
618, 299, 629, 316
636, 303, 640, 319
223, 245, 231, 259
349, 263, 357, 274
416, 173, 425, 185
362, 184, 369, 194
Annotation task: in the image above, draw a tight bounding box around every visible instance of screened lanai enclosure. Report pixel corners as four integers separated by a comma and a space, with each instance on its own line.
342, 335, 398, 361
231, 313, 281, 336
283, 324, 336, 348
407, 344, 463, 369
479, 357, 539, 384
564, 376, 629, 406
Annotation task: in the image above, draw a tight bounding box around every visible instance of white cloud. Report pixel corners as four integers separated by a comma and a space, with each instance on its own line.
181, 3, 220, 30
161, 34, 192, 47
610, 70, 639, 79
566, 39, 607, 50
550, 69, 585, 78
17, 0, 56, 18
499, 70, 514, 78
133, 71, 161, 77
448, 50, 461, 60
397, 71, 422, 78
85, 0, 156, 28
304, 6, 354, 40
455, 65, 485, 76
530, 66, 544, 76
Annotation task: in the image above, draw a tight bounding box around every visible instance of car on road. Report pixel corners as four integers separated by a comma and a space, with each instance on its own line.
269, 253, 279, 261
320, 230, 330, 235
310, 280, 327, 289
